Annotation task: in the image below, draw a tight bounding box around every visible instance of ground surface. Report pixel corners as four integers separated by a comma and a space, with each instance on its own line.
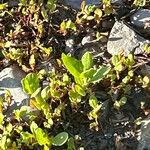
0, 0, 150, 150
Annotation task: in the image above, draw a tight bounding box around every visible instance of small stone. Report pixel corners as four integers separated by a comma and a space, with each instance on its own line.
107, 21, 149, 56
131, 9, 150, 29
81, 35, 94, 45
137, 115, 150, 150
65, 38, 75, 54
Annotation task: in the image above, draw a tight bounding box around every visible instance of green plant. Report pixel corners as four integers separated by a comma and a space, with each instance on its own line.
104, 53, 136, 109
60, 19, 77, 35
62, 52, 110, 106
76, 1, 103, 24
133, 0, 146, 7
76, 0, 113, 24
0, 0, 56, 71
88, 95, 102, 130
144, 43, 150, 54
0, 90, 70, 150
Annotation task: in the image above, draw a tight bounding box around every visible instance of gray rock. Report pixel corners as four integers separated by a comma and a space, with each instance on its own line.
138, 115, 150, 150
107, 21, 149, 56
0, 65, 29, 115
131, 9, 150, 29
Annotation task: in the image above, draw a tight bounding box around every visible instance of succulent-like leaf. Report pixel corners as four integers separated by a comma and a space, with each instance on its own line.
62, 53, 83, 78
52, 132, 68, 146
81, 52, 93, 71
41, 86, 50, 101
21, 73, 40, 95
91, 66, 110, 83
89, 95, 98, 109
80, 68, 96, 79
35, 128, 50, 146
75, 85, 86, 96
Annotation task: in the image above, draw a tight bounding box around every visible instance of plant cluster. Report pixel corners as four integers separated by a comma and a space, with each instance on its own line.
1, 50, 150, 149
0, 0, 57, 71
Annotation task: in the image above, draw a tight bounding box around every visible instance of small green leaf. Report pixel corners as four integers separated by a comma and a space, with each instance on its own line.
41, 7, 48, 21
81, 52, 93, 71
119, 97, 127, 106
21, 73, 40, 95
47, 0, 56, 12
67, 137, 75, 150
88, 5, 96, 13
144, 44, 150, 53
122, 76, 130, 84
29, 54, 35, 68
0, 3, 7, 10
0, 113, 4, 125
133, 0, 146, 6
14, 106, 28, 121
31, 88, 43, 108
75, 85, 86, 96
143, 76, 149, 84
52, 132, 69, 146
0, 96, 3, 113
30, 121, 38, 134
69, 90, 82, 105
62, 53, 83, 78
89, 95, 98, 109
94, 8, 103, 17
6, 123, 13, 134
112, 55, 119, 66
86, 16, 95, 20
81, 0, 86, 12
41, 86, 50, 101
66, 20, 77, 31
103, 0, 111, 5
20, 0, 27, 5
20, 131, 33, 144
91, 66, 110, 83
114, 97, 127, 110
35, 128, 50, 146
43, 47, 52, 56
80, 68, 96, 79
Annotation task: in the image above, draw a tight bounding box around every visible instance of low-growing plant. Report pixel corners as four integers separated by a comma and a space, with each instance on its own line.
76, 0, 112, 24
0, 92, 71, 150
62, 52, 110, 106
60, 19, 77, 35
0, 0, 56, 71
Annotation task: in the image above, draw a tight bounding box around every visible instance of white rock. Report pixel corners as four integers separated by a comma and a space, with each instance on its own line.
107, 21, 149, 56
